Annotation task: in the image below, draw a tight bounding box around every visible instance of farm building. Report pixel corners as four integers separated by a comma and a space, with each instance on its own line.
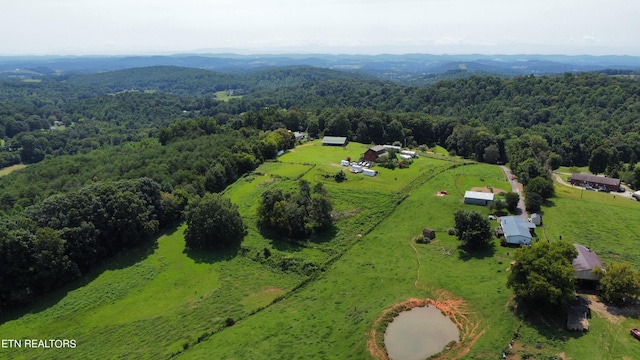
569, 173, 620, 192
363, 145, 388, 162
572, 244, 605, 281
401, 150, 418, 158
422, 228, 436, 240
363, 168, 376, 177
322, 136, 348, 146
463, 191, 494, 206
500, 216, 536, 245
530, 213, 542, 226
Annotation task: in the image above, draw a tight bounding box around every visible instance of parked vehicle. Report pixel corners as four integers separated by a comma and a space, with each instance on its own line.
630, 328, 640, 340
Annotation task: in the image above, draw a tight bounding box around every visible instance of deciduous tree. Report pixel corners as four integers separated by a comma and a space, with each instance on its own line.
184, 193, 245, 250
453, 210, 493, 250
507, 241, 577, 311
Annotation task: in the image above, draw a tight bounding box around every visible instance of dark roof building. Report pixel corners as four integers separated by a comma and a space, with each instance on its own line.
570, 173, 621, 191
363, 145, 388, 162
321, 136, 348, 146
422, 228, 436, 240
573, 244, 605, 281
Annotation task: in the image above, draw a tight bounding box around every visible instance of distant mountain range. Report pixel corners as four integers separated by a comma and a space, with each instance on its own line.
1, 53, 639, 84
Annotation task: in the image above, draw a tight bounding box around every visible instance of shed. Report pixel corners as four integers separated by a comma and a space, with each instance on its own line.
422, 228, 436, 240
463, 191, 494, 206
293, 131, 305, 141
363, 168, 376, 177
530, 213, 542, 226
322, 136, 348, 146
363, 145, 388, 162
570, 173, 621, 192
573, 244, 605, 281
401, 150, 417, 158
500, 216, 535, 245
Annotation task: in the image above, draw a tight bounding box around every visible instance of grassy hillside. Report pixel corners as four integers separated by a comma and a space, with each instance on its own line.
3, 140, 640, 359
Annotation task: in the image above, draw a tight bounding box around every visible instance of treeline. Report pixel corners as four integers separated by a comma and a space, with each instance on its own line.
0, 122, 296, 310
0, 178, 173, 310
0, 120, 295, 215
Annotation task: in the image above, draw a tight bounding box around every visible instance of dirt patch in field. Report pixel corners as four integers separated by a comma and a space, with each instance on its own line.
471, 186, 508, 194
367, 289, 484, 360
586, 294, 640, 323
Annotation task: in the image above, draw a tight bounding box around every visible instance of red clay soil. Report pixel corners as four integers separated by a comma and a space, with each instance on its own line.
367, 289, 484, 360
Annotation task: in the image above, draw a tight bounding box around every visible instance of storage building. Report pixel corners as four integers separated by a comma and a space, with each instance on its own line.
463, 191, 494, 206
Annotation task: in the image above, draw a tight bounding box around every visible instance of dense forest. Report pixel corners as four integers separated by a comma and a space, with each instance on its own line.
1, 65, 640, 309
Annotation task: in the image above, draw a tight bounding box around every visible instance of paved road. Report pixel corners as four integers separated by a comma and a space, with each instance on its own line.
500, 166, 527, 219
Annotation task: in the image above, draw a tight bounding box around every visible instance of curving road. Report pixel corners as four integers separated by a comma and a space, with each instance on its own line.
500, 166, 527, 219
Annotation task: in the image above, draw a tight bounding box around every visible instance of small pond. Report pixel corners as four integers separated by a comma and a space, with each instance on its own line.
384, 305, 460, 360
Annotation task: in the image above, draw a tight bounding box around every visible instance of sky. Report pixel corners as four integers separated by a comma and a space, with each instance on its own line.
2, 0, 639, 56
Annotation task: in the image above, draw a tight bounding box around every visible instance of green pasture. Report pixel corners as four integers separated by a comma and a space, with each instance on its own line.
4, 141, 640, 359
179, 163, 518, 359
0, 164, 27, 177
0, 226, 300, 359
214, 90, 243, 102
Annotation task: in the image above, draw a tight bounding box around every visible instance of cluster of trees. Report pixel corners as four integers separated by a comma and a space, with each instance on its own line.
0, 122, 294, 215
184, 193, 245, 250
0, 178, 176, 310
523, 176, 555, 213
453, 210, 493, 251
257, 180, 333, 239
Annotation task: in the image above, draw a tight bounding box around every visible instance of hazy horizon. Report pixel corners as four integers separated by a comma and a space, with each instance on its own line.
3, 0, 640, 57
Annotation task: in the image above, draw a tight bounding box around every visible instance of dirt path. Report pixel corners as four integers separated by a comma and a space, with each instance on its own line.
500, 166, 527, 219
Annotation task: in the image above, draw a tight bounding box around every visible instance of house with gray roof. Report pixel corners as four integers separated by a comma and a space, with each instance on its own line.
500, 216, 536, 245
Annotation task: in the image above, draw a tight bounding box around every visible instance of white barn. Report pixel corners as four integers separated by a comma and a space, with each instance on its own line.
463, 191, 494, 206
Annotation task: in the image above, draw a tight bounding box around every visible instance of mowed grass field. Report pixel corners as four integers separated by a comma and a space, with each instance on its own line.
3, 140, 640, 359
0, 164, 27, 177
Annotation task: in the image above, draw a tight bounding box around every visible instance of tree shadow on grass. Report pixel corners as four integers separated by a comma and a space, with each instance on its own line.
457, 243, 497, 261
256, 224, 338, 254
519, 308, 589, 344
183, 243, 240, 264
0, 225, 173, 325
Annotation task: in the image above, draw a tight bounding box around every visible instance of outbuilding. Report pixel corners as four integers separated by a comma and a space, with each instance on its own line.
422, 228, 436, 240
530, 213, 542, 226
363, 145, 388, 162
573, 244, 605, 281
322, 136, 348, 146
463, 191, 494, 206
500, 216, 536, 245
363, 168, 376, 177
